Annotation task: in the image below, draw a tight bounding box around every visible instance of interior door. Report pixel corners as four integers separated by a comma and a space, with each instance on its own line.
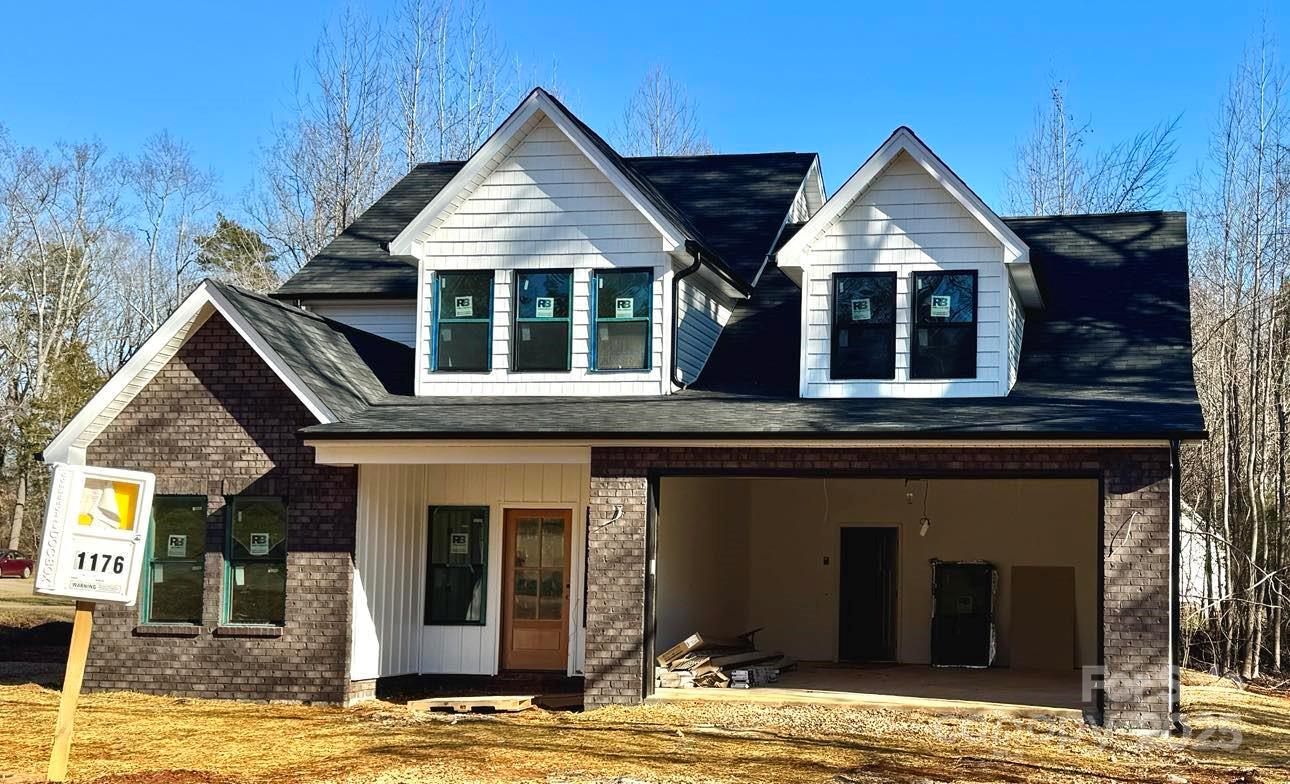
839, 527, 898, 661
501, 509, 571, 671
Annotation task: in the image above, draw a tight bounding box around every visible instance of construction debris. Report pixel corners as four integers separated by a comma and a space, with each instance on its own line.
654, 630, 795, 689
408, 695, 534, 713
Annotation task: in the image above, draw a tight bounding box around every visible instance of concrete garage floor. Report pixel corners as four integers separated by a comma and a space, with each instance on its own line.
651, 662, 1088, 720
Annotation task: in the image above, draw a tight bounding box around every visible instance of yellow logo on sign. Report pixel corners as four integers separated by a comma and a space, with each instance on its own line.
76, 480, 140, 531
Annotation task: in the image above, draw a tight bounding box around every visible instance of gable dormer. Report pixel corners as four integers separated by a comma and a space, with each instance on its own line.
388, 89, 768, 397
776, 127, 1042, 399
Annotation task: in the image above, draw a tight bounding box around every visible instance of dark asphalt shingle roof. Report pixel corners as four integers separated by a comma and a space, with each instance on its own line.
272, 146, 815, 299
212, 282, 413, 419
273, 162, 465, 300
298, 211, 1204, 440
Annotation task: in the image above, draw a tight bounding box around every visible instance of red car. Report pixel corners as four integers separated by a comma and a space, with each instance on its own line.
0, 550, 34, 579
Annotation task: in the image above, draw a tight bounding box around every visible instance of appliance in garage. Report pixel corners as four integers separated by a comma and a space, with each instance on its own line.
929, 560, 997, 668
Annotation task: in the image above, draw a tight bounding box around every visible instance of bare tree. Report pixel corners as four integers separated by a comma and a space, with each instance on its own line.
99, 132, 217, 367
391, 0, 448, 172
615, 66, 713, 157
0, 138, 122, 551
1005, 80, 1179, 215
249, 6, 391, 271
1183, 31, 1290, 680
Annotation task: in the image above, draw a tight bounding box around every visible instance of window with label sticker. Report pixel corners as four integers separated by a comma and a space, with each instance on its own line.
225, 497, 287, 625
911, 271, 977, 379
145, 496, 206, 624
831, 272, 896, 380
425, 507, 488, 624
434, 271, 493, 371
513, 270, 572, 371
592, 269, 651, 371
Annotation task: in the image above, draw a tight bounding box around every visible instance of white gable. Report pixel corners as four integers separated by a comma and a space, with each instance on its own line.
777, 129, 1035, 400
412, 114, 675, 396
778, 127, 1040, 309
390, 89, 687, 258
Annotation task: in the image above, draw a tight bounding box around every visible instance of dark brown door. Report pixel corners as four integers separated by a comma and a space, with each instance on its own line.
501, 509, 571, 671
839, 527, 898, 661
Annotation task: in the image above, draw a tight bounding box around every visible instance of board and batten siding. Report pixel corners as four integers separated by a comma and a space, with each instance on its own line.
413, 116, 671, 396
801, 152, 1009, 397
305, 300, 417, 347
675, 276, 733, 385
350, 462, 590, 681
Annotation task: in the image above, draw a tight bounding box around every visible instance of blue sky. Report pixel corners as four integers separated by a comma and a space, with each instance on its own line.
1, 1, 1284, 211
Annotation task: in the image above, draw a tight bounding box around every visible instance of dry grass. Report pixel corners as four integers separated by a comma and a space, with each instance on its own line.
0, 672, 1285, 784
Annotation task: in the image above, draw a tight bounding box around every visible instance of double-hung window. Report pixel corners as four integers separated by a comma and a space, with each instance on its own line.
433, 271, 494, 372
831, 272, 897, 379
592, 269, 651, 371
144, 496, 206, 624
911, 271, 978, 379
425, 506, 488, 625
225, 497, 287, 626
513, 270, 572, 372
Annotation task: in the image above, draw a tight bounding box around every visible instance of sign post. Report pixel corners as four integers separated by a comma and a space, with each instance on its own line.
34, 463, 155, 783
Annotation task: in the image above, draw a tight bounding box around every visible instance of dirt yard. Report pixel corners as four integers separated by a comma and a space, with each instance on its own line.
0, 670, 1284, 784
0, 583, 1285, 783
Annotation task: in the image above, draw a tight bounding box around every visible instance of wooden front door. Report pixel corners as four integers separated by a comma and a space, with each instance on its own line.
501, 509, 572, 671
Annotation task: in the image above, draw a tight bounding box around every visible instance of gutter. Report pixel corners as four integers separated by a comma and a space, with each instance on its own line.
1170, 438, 1185, 732
670, 245, 706, 390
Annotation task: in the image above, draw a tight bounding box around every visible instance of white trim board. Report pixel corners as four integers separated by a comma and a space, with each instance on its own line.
776, 126, 1043, 309
44, 281, 337, 465
305, 438, 1174, 459
389, 88, 687, 258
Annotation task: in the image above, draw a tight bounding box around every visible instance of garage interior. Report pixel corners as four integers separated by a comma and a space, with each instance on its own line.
653, 476, 1100, 717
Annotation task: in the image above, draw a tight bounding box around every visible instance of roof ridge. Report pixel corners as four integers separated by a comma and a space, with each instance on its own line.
1001, 209, 1184, 221
211, 280, 330, 323
626, 151, 816, 161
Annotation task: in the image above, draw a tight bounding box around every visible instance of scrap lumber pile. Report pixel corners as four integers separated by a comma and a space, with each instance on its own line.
654, 629, 796, 689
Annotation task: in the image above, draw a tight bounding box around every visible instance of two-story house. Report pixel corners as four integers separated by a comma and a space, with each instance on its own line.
44, 89, 1204, 732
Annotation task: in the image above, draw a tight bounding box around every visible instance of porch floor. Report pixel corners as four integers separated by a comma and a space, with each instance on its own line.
650, 662, 1088, 720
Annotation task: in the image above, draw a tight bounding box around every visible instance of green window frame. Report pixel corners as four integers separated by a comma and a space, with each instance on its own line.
223, 497, 287, 626
591, 269, 652, 371
911, 270, 978, 380
424, 506, 489, 625
142, 495, 207, 625
512, 270, 573, 372
433, 270, 494, 372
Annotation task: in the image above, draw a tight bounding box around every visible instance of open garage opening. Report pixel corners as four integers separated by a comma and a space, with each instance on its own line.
652, 475, 1101, 717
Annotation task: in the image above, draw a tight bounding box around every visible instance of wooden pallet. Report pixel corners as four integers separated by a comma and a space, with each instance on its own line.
408, 694, 534, 713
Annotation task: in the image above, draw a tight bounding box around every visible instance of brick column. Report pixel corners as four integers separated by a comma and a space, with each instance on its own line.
583, 472, 649, 708
1100, 451, 1173, 731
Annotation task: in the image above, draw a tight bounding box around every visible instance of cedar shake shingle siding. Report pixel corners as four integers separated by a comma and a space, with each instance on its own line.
585, 446, 1172, 731
83, 314, 355, 703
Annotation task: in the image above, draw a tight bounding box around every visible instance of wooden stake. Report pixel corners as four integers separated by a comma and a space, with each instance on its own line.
48, 600, 94, 783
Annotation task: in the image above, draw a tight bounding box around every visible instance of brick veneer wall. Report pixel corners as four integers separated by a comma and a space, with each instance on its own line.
83, 314, 356, 704
586, 446, 1173, 731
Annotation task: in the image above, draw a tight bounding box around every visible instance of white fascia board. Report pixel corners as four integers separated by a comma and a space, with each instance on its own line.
305, 437, 1171, 464
388, 90, 686, 257
309, 441, 591, 466
776, 128, 1042, 309
44, 282, 336, 466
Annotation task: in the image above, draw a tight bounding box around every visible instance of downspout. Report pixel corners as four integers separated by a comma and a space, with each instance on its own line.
1170, 438, 1184, 732
670, 243, 705, 390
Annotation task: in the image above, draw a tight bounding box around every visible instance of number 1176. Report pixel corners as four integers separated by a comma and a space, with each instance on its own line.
75, 551, 125, 575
